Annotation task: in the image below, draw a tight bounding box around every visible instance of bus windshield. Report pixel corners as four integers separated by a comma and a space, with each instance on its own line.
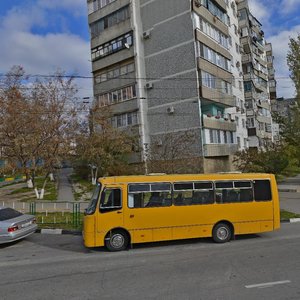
85, 183, 102, 215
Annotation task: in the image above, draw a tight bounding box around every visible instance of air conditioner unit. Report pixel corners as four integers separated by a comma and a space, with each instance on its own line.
167, 106, 175, 114
145, 82, 153, 89
143, 30, 151, 39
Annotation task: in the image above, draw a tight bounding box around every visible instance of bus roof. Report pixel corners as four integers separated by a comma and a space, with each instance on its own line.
97, 173, 275, 185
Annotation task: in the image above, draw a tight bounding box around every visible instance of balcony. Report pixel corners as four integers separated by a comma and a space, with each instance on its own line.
202, 114, 236, 131
203, 144, 238, 157
201, 86, 236, 107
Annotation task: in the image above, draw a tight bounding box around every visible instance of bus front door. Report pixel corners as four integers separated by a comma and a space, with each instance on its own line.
96, 187, 124, 245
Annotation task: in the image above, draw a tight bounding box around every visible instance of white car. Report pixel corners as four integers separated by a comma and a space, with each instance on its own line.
0, 207, 37, 244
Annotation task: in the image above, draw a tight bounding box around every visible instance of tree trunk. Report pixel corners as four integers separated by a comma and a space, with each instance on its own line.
34, 187, 40, 199
91, 166, 98, 185
27, 179, 34, 188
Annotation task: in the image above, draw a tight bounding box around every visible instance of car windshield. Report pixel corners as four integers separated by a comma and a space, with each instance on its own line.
0, 208, 23, 221
85, 183, 102, 215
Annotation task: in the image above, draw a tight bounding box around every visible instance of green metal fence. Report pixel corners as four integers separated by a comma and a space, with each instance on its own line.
2, 201, 88, 229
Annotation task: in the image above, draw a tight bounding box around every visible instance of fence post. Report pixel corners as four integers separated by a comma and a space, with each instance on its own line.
30, 202, 36, 215
72, 203, 80, 228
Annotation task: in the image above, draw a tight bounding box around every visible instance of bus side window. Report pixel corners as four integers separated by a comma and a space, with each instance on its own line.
254, 180, 272, 201
100, 189, 122, 212
216, 192, 223, 203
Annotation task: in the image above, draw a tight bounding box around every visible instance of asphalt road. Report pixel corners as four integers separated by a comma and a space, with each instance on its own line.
1, 224, 300, 300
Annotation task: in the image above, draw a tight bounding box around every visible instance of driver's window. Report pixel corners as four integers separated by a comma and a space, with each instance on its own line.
100, 189, 122, 211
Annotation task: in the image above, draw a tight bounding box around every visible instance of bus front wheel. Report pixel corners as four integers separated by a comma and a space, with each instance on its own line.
105, 230, 129, 251
212, 223, 232, 243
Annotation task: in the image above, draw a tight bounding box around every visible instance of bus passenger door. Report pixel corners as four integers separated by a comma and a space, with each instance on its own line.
96, 186, 124, 242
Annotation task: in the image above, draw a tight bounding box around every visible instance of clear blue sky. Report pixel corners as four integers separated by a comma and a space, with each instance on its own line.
0, 0, 299, 98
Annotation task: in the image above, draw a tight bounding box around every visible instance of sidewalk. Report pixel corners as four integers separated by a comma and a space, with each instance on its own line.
57, 168, 75, 202
278, 174, 300, 215
278, 174, 300, 192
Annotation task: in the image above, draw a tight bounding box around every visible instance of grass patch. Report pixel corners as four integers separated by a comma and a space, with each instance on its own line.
9, 177, 58, 201
35, 212, 83, 230
10, 187, 31, 194
70, 174, 94, 201
280, 210, 300, 220
0, 180, 26, 188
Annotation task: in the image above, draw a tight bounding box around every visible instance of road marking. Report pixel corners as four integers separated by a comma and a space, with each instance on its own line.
245, 280, 291, 289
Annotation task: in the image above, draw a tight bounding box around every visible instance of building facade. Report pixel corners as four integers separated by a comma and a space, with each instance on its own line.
237, 0, 274, 149
87, 0, 269, 173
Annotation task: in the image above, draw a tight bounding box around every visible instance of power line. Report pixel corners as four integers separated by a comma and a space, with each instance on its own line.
0, 73, 295, 80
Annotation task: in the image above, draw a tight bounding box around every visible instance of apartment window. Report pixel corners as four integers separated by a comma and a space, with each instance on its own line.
202, 71, 216, 89
239, 9, 247, 21
245, 100, 253, 109
200, 0, 229, 25
91, 32, 133, 61
247, 118, 255, 128
90, 6, 129, 38
207, 129, 235, 144
242, 119, 246, 128
88, 0, 117, 15
259, 122, 264, 131
221, 80, 232, 95
193, 13, 229, 49
244, 81, 252, 91
97, 84, 136, 106
94, 62, 135, 84
197, 42, 231, 71
111, 111, 138, 128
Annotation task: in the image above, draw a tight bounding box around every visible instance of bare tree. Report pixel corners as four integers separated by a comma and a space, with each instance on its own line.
146, 130, 201, 174
75, 106, 136, 183
0, 66, 78, 199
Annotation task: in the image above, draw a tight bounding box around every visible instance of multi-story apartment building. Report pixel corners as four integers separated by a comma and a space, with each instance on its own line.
226, 0, 248, 151
266, 42, 277, 102
237, 0, 273, 149
271, 97, 296, 140
87, 0, 248, 173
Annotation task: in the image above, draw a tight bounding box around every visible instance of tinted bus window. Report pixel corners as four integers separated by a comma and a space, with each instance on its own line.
128, 183, 171, 208
216, 181, 253, 203
194, 182, 213, 189
174, 183, 193, 190
100, 189, 122, 212
254, 180, 272, 201
174, 181, 214, 205
128, 184, 150, 192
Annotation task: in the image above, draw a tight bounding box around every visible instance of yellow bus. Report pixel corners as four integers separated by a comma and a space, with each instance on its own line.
83, 173, 280, 251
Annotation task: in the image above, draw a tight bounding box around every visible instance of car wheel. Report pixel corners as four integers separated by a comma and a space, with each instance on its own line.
105, 230, 129, 251
212, 223, 232, 243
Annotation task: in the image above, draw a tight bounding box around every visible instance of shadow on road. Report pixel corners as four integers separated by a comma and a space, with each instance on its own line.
25, 233, 92, 254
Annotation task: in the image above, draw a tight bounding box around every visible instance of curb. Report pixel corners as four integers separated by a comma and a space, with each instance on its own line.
36, 228, 82, 235
278, 188, 299, 193
281, 218, 300, 223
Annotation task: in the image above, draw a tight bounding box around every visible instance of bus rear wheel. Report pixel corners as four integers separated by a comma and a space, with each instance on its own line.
212, 223, 232, 243
105, 230, 129, 251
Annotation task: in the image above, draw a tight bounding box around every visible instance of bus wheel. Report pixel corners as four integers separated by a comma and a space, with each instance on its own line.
105, 230, 129, 251
212, 223, 232, 243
